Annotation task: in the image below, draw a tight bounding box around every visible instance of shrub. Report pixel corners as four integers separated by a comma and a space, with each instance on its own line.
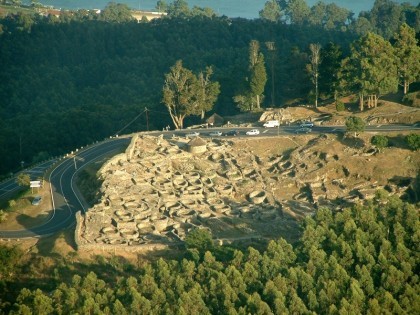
371, 135, 388, 149
406, 133, 420, 150
336, 101, 345, 112
0, 210, 8, 223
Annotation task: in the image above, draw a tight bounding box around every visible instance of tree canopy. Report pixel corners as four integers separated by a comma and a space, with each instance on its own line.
339, 32, 398, 110
3, 196, 419, 314
162, 60, 219, 129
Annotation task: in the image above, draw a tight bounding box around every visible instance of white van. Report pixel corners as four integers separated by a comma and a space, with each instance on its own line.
263, 120, 280, 128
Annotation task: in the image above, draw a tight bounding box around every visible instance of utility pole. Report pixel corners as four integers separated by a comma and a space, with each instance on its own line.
145, 107, 149, 131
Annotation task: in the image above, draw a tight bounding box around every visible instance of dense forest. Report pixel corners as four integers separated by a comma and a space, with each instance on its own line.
0, 195, 418, 313
0, 0, 418, 175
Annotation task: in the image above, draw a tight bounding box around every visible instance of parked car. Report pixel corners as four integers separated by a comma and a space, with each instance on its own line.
263, 120, 280, 128
224, 130, 239, 136
209, 131, 222, 137
300, 121, 314, 128
246, 129, 260, 136
185, 131, 200, 138
32, 196, 42, 206
295, 127, 312, 134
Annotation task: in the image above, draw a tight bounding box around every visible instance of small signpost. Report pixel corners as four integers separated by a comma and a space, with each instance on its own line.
30, 180, 41, 193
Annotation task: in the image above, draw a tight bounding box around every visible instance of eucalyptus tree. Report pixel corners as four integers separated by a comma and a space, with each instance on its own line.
259, 0, 283, 22
285, 0, 310, 25
307, 43, 321, 107
196, 67, 220, 119
162, 60, 219, 129
393, 23, 420, 94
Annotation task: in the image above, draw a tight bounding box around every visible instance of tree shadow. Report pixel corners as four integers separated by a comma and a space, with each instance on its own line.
336, 132, 366, 149
387, 134, 409, 149
15, 212, 77, 256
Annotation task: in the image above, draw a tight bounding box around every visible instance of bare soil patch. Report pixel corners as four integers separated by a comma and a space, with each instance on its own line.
0, 185, 52, 230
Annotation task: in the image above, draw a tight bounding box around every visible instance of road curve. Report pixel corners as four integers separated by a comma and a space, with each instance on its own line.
0, 137, 131, 239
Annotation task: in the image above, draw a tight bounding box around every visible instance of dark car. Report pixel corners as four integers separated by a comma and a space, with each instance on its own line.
224, 130, 239, 136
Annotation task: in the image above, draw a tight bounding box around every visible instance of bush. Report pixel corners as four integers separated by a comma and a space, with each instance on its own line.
406, 133, 420, 150
371, 135, 388, 149
336, 101, 345, 112
0, 210, 8, 223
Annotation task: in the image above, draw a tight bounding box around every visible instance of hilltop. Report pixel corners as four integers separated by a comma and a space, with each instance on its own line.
75, 115, 419, 254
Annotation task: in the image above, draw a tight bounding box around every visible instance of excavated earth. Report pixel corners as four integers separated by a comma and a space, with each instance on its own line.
76, 132, 419, 252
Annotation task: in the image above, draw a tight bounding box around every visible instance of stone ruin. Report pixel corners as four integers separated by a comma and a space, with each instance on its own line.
76, 134, 289, 252
75, 133, 417, 252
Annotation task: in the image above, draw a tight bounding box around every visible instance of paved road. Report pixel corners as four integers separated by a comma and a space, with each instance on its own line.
152, 123, 420, 138
0, 137, 131, 238
0, 124, 418, 239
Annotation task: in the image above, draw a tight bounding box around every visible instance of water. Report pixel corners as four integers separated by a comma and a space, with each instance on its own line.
27, 1, 418, 19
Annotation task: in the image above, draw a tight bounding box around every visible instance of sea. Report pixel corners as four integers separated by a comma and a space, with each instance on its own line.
24, 0, 418, 19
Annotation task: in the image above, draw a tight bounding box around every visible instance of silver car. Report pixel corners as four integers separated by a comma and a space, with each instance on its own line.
246, 129, 260, 136
32, 196, 42, 205
209, 131, 222, 137
186, 131, 200, 138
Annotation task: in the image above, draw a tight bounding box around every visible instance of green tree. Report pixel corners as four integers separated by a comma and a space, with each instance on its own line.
0, 245, 22, 280
285, 0, 310, 25
195, 67, 220, 119
364, 0, 404, 39
393, 23, 420, 94
99, 2, 134, 23
16, 173, 30, 187
162, 60, 218, 129
233, 93, 255, 112
191, 6, 217, 18
371, 135, 388, 150
156, 0, 168, 13
351, 17, 374, 36
167, 0, 190, 18
339, 32, 398, 111
345, 116, 366, 137
405, 133, 420, 151
249, 40, 267, 110
259, 0, 282, 22
319, 42, 343, 100
185, 228, 214, 254
308, 2, 351, 31
0, 210, 8, 223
